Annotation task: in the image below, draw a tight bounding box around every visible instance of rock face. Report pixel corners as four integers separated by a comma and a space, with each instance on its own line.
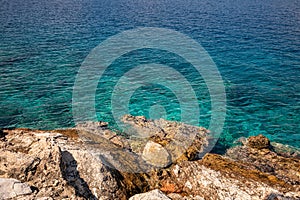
0, 118, 299, 200
0, 128, 128, 199
145, 135, 300, 200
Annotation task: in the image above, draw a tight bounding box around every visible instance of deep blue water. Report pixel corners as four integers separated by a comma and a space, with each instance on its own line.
0, 0, 299, 149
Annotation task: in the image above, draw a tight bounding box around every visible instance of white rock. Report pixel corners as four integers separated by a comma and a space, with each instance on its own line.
142, 141, 171, 168
129, 189, 171, 200
0, 178, 32, 199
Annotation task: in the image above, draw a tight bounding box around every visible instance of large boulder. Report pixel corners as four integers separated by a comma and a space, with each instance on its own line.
142, 141, 171, 168
247, 134, 270, 149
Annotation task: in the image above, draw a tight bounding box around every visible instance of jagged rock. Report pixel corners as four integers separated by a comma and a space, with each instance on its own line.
167, 193, 204, 200
247, 134, 270, 149
122, 115, 210, 164
1, 118, 300, 200
0, 128, 128, 199
226, 136, 300, 186
0, 178, 32, 199
146, 153, 300, 200
142, 141, 171, 168
129, 189, 170, 200
76, 121, 129, 149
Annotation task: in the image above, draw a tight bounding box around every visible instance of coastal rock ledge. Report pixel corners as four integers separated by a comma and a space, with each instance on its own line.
0, 116, 299, 200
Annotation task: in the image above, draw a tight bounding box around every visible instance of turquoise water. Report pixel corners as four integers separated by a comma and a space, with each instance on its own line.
0, 0, 299, 149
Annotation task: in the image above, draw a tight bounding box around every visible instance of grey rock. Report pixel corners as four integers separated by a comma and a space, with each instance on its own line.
142, 141, 171, 168
0, 178, 32, 199
129, 189, 171, 200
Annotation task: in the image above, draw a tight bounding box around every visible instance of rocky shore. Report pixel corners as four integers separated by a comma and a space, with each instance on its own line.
0, 115, 299, 200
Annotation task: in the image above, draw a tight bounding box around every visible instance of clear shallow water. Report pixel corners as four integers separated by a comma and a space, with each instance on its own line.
0, 0, 299, 149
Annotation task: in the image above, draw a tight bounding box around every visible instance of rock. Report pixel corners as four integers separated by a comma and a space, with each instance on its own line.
76, 121, 130, 149
247, 134, 270, 149
167, 193, 204, 200
146, 153, 300, 200
0, 128, 128, 199
271, 142, 300, 158
0, 178, 32, 199
226, 136, 300, 186
129, 189, 171, 200
142, 141, 171, 168
1, 118, 300, 200
122, 115, 210, 164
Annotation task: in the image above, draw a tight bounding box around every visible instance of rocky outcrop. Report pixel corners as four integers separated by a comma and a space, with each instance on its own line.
226, 135, 300, 187
0, 117, 299, 200
122, 115, 210, 164
0, 128, 128, 199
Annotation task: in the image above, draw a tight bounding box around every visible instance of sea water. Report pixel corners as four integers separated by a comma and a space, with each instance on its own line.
0, 0, 299, 150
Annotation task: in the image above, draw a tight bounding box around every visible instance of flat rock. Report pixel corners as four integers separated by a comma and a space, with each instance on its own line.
0, 178, 32, 199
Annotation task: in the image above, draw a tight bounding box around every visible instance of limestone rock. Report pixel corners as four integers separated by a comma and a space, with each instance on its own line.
142, 141, 171, 168
1, 119, 300, 200
0, 128, 128, 199
147, 154, 299, 200
129, 189, 170, 200
76, 121, 129, 149
0, 178, 32, 199
122, 115, 210, 164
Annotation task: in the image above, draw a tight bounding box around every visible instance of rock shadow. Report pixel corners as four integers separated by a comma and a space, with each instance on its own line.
60, 151, 97, 200
266, 193, 294, 200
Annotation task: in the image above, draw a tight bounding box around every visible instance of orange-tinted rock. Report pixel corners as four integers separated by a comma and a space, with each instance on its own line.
247, 134, 270, 149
